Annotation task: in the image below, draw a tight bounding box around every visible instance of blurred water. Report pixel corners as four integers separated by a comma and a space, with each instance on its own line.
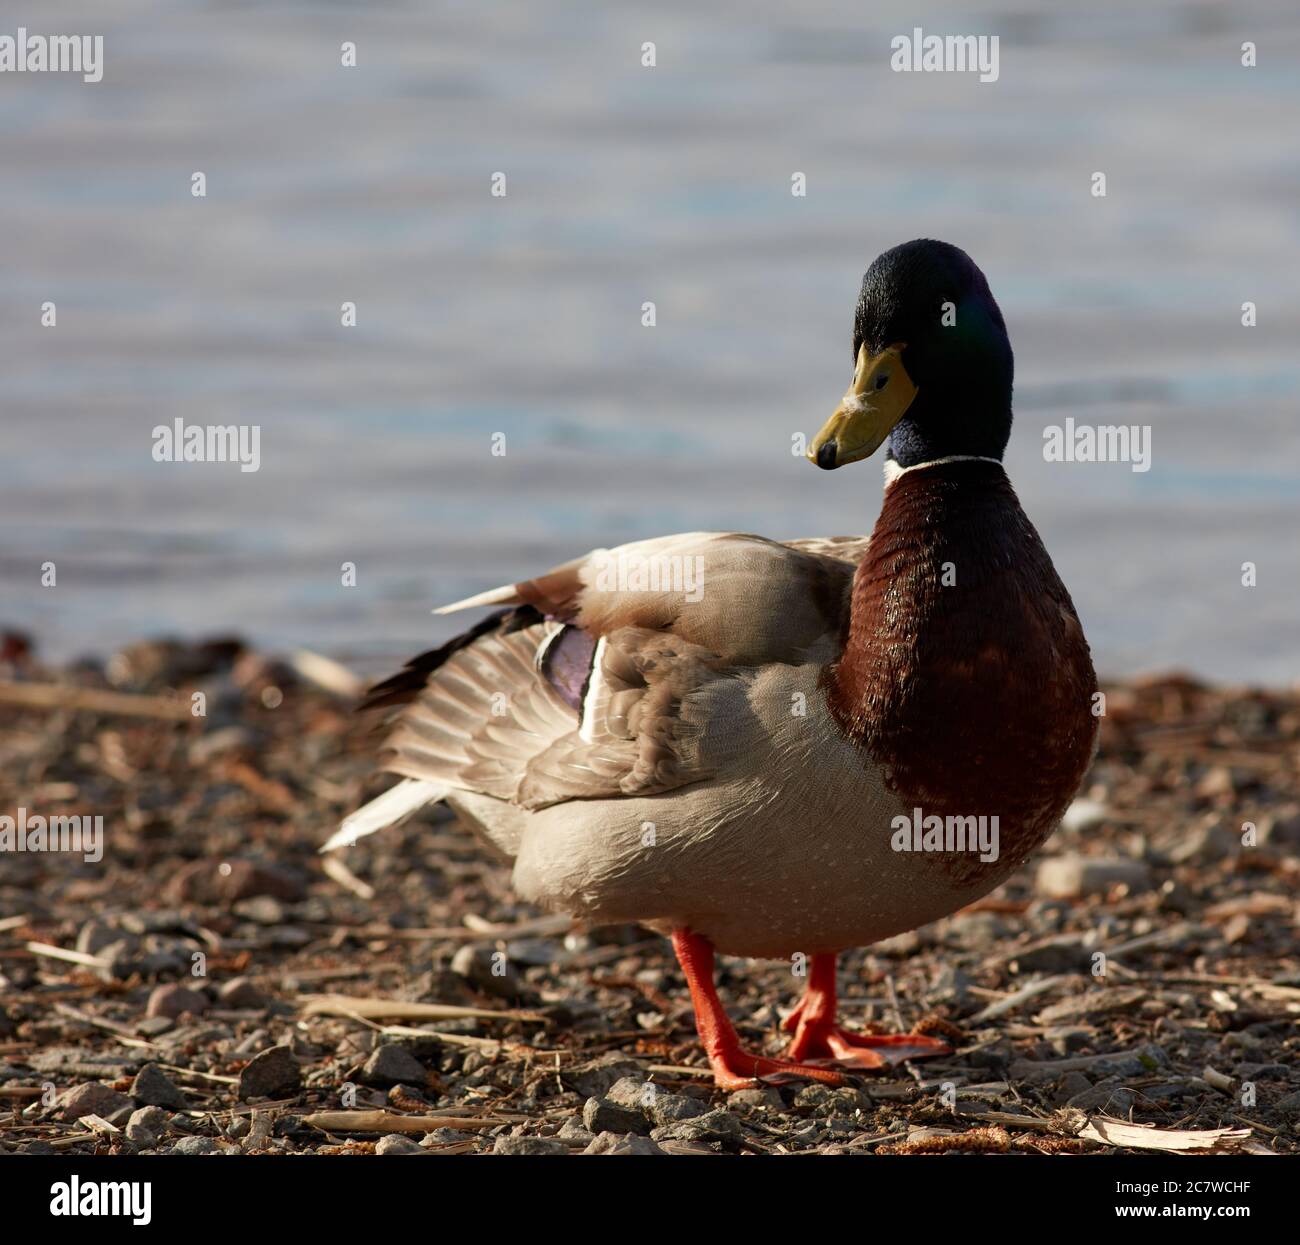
1, 0, 1297, 683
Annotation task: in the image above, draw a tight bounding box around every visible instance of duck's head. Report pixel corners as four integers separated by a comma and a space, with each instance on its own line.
807, 239, 1014, 471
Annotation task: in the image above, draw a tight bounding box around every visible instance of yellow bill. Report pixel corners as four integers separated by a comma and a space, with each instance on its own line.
807, 342, 917, 470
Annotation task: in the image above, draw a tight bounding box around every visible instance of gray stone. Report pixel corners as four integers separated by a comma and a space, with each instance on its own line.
556, 1116, 594, 1144
1052, 1070, 1094, 1105
582, 1095, 648, 1135
651, 1107, 743, 1144
584, 1131, 665, 1155
237, 1044, 300, 1100
1045, 1026, 1093, 1056
169, 1135, 219, 1155
375, 1133, 427, 1155
128, 1105, 169, 1133
76, 920, 128, 958
450, 944, 524, 999
125, 1121, 158, 1146
1272, 1091, 1300, 1120
1061, 798, 1108, 834
1067, 1081, 1136, 1114
492, 1134, 569, 1156
563, 1053, 645, 1099
58, 1082, 132, 1122
216, 977, 268, 1009
648, 1093, 708, 1127
145, 983, 210, 1019
131, 1063, 188, 1110
727, 1086, 783, 1113
361, 1043, 428, 1089
1036, 856, 1151, 899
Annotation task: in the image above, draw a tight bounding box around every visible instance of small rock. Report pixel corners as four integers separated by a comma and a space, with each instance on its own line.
564, 1054, 645, 1099
76, 920, 126, 958
1045, 1026, 1092, 1056
128, 1105, 169, 1134
648, 1093, 708, 1127
58, 1082, 131, 1122
125, 1121, 158, 1146
169, 1135, 219, 1155
130, 1063, 188, 1110
606, 1076, 658, 1113
375, 1133, 427, 1155
361, 1044, 428, 1089
145, 983, 210, 1020
1052, 1071, 1093, 1105
1272, 1091, 1300, 1120
136, 1016, 175, 1037
582, 1095, 648, 1136
584, 1132, 665, 1155
1068, 1082, 1136, 1114
727, 1086, 783, 1113
1061, 798, 1108, 834
450, 944, 524, 1000
232, 895, 285, 925
237, 1045, 300, 1100
1036, 856, 1151, 899
556, 1117, 594, 1144
492, 1135, 569, 1156
651, 1107, 743, 1144
1167, 822, 1238, 864
216, 977, 268, 1009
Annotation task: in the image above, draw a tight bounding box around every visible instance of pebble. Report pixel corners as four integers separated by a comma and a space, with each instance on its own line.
145, 983, 210, 1020
1061, 798, 1109, 834
1067, 1082, 1136, 1114
1052, 1071, 1093, 1105
650, 1108, 743, 1144
237, 1044, 301, 1100
1272, 1090, 1300, 1119
361, 1044, 428, 1088
491, 1135, 570, 1156
375, 1134, 427, 1155
135, 1016, 175, 1037
131, 1063, 188, 1110
125, 1121, 158, 1146
564, 1054, 645, 1099
582, 1095, 648, 1136
169, 1136, 219, 1155
216, 977, 268, 1009
233, 895, 286, 925
1036, 856, 1152, 899
1045, 1026, 1093, 1056
450, 944, 524, 1000
556, 1117, 595, 1144
584, 1132, 665, 1155
58, 1082, 132, 1122
76, 920, 129, 958
128, 1105, 169, 1134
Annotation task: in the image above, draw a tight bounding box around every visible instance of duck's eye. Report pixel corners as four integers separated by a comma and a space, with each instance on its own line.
874, 373, 889, 390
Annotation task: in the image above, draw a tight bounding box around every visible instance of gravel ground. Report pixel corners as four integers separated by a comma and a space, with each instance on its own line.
1, 636, 1297, 1156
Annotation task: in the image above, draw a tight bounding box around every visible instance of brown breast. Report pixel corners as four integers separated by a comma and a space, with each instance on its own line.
824, 460, 1098, 885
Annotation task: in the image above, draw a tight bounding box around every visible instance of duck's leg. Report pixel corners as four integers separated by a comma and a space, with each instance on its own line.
783, 953, 951, 1068
672, 929, 847, 1091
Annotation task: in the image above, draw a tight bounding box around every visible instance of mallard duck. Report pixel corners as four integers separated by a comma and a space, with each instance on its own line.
326, 239, 1099, 1090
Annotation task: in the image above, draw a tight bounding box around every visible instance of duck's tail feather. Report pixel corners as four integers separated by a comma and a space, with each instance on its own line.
320, 778, 448, 852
